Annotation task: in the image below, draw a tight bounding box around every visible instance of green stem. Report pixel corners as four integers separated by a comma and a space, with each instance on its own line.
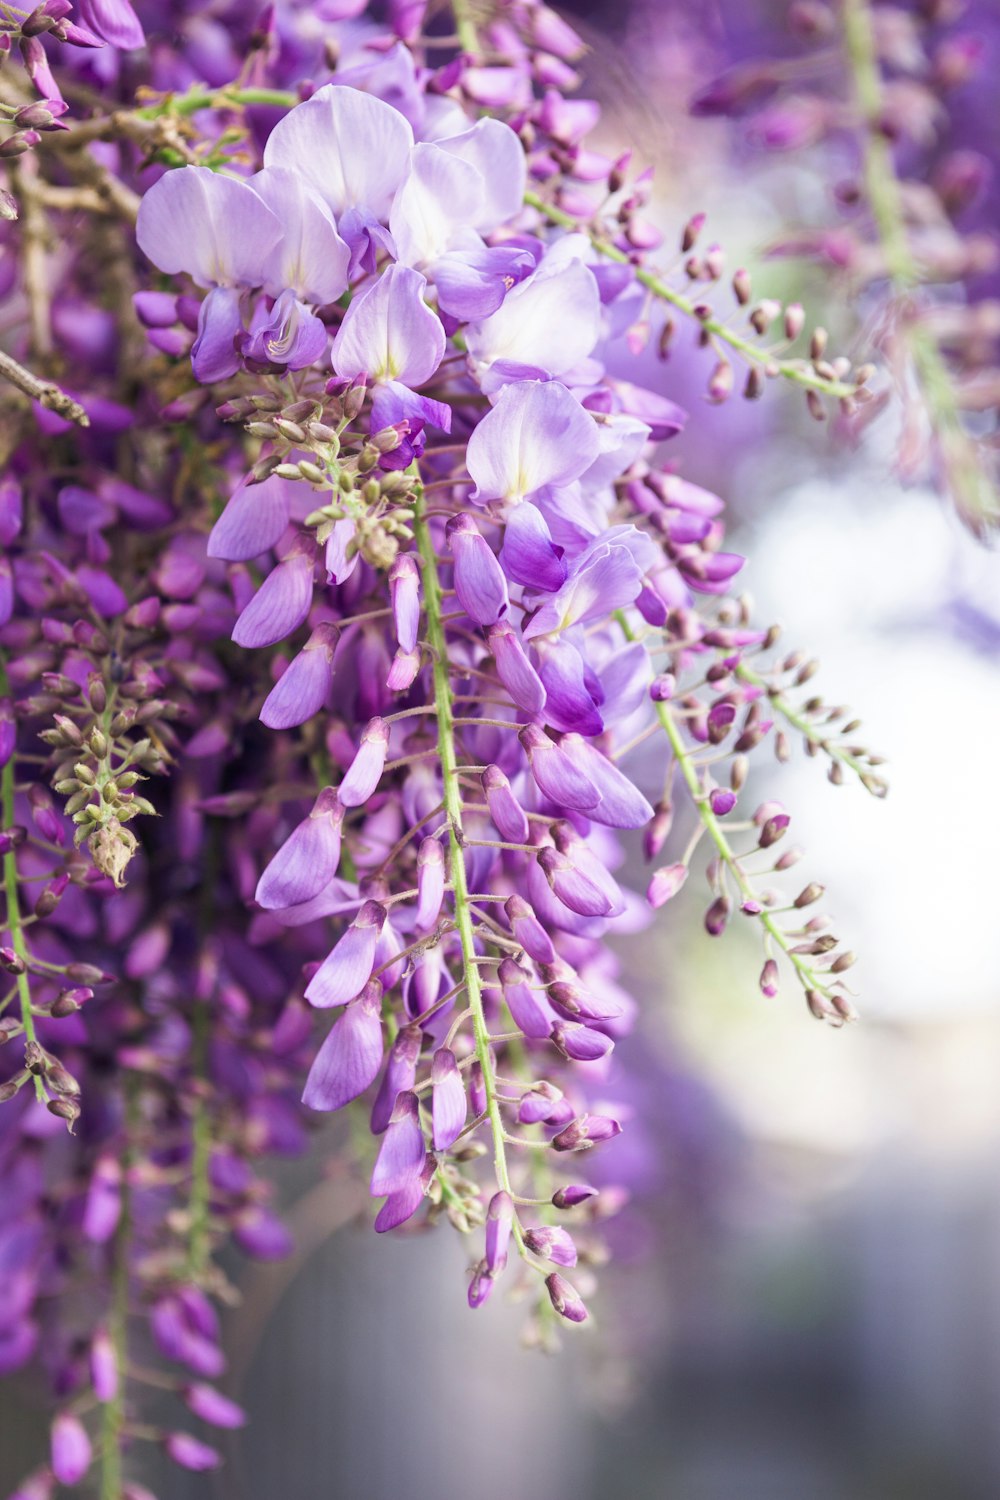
0, 659, 44, 1102
733, 659, 884, 795
841, 0, 997, 531
100, 1087, 134, 1500
616, 617, 836, 1001
449, 0, 480, 54
413, 484, 524, 1251
523, 190, 856, 400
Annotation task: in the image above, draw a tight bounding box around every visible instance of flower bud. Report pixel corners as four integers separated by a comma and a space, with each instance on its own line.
545, 1272, 588, 1323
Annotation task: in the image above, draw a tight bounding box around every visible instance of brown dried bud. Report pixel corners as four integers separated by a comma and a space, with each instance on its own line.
793, 882, 824, 908
47, 1095, 81, 1130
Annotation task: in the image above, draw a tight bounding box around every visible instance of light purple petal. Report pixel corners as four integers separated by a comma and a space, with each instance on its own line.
447, 515, 509, 626
370, 1090, 425, 1196
51, 1414, 92, 1486
435, 118, 526, 230
499, 501, 566, 592
208, 473, 294, 562
240, 291, 327, 370
260, 624, 338, 729
467, 381, 600, 504
332, 264, 444, 387
302, 983, 383, 1111
77, 0, 144, 47
390, 142, 485, 266
465, 257, 601, 378
487, 621, 546, 716
251, 167, 351, 305
535, 638, 603, 735
339, 718, 390, 807
191, 286, 243, 383
232, 549, 314, 649
305, 900, 386, 1008
431, 245, 534, 322
263, 83, 414, 219
136, 166, 281, 289
558, 733, 654, 829
255, 788, 344, 910
431, 1048, 466, 1149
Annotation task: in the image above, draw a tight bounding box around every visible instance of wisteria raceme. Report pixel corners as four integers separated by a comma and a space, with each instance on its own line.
0, 0, 901, 1493
690, 0, 1000, 533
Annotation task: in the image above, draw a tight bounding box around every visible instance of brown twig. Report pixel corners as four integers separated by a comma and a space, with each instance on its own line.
0, 347, 89, 426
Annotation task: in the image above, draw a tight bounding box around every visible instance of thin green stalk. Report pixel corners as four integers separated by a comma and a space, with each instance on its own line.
733, 658, 885, 794
524, 190, 856, 400
449, 0, 480, 54
100, 1087, 134, 1500
616, 617, 837, 1002
841, 0, 997, 531
0, 659, 44, 1101
413, 484, 524, 1251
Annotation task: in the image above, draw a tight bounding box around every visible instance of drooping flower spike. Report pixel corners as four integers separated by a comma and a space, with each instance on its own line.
0, 0, 895, 1488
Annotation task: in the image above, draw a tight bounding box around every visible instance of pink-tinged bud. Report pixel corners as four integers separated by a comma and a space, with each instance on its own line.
519, 725, 600, 811
704, 894, 732, 936
83, 1155, 122, 1243
552, 1113, 622, 1151
51, 1413, 92, 1485
371, 1090, 425, 1197
389, 553, 421, 653
545, 1271, 588, 1323
447, 514, 509, 627
182, 1384, 246, 1429
759, 959, 779, 997
709, 788, 736, 816
646, 863, 687, 909
339, 718, 389, 808
542, 957, 622, 1024
371, 1023, 422, 1134
518, 1082, 565, 1124
232, 1206, 293, 1261
524, 1225, 578, 1266
758, 813, 790, 848
488, 622, 546, 716
469, 1060, 487, 1117
302, 981, 383, 1113
415, 838, 445, 930
643, 801, 673, 861
468, 1262, 495, 1309
499, 956, 557, 1039
504, 894, 555, 965
485, 1190, 514, 1274
255, 787, 343, 910
386, 646, 420, 691
551, 1021, 614, 1063
431, 1048, 466, 1150
552, 1184, 598, 1209
164, 1432, 221, 1472
306, 900, 387, 1009
260, 623, 339, 729
482, 764, 529, 844
90, 1329, 118, 1402
0, 698, 15, 769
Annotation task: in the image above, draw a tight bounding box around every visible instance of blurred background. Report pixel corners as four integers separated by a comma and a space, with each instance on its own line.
5, 2, 1000, 1497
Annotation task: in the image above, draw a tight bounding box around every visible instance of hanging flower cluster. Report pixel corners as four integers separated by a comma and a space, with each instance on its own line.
693, 0, 1000, 534
0, 0, 894, 1493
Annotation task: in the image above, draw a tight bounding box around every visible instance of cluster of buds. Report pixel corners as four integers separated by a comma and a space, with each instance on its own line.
691, 0, 999, 531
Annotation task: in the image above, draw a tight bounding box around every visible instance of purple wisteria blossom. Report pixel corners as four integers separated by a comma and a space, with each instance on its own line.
0, 0, 893, 1488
